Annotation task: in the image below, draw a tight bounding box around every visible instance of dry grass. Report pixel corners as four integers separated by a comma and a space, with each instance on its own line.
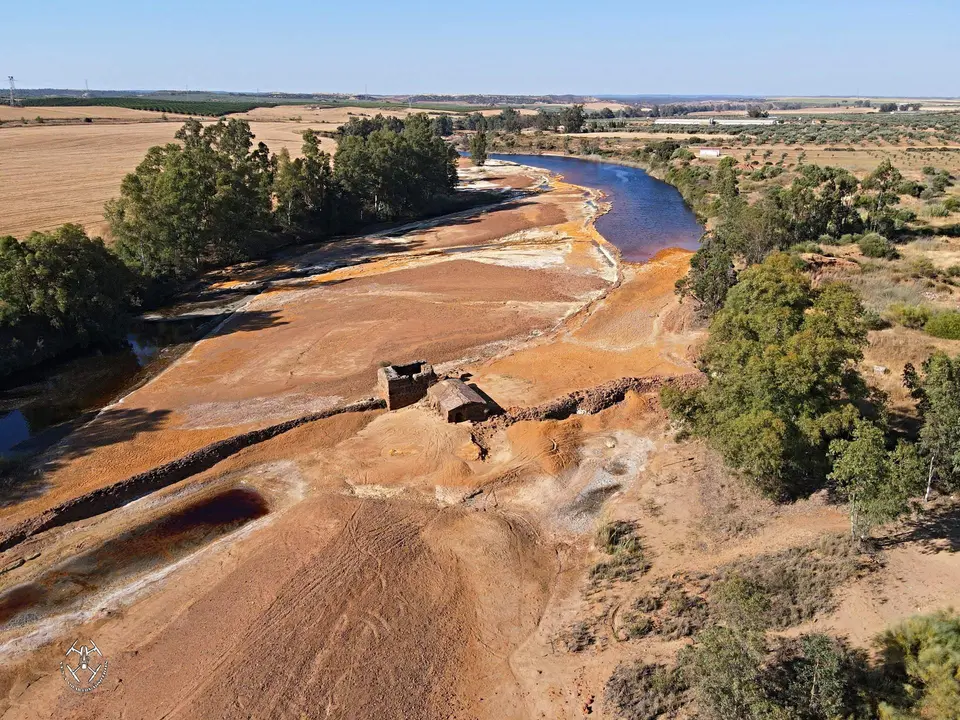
591, 520, 651, 585
615, 537, 865, 643
843, 271, 944, 313
712, 535, 863, 629
720, 144, 960, 182
623, 577, 711, 640
0, 121, 337, 238
696, 462, 777, 542
235, 104, 455, 125
605, 662, 688, 720
559, 620, 596, 653
0, 106, 191, 122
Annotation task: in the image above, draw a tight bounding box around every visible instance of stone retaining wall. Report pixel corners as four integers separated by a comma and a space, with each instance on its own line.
0, 398, 386, 552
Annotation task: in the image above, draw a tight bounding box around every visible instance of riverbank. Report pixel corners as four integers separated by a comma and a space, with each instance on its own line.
0, 185, 511, 462
0, 158, 705, 719
485, 137, 718, 231
489, 153, 704, 262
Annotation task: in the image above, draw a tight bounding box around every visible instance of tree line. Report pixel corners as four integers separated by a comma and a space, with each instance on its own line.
659, 151, 960, 541
459, 105, 587, 134
22, 96, 273, 117
0, 114, 460, 377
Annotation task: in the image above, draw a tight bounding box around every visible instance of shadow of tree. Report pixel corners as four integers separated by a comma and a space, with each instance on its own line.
38, 407, 172, 474
0, 407, 172, 508
210, 310, 290, 337
266, 197, 537, 281
880, 503, 960, 554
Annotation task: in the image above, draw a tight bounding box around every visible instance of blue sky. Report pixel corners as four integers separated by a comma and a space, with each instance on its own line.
6, 0, 958, 96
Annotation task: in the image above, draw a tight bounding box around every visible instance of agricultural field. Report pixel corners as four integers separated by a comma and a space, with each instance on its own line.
0, 120, 337, 238
0, 105, 193, 123
21, 96, 278, 116
234, 103, 458, 128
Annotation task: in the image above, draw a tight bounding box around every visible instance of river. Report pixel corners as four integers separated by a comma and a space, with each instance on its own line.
490, 153, 703, 262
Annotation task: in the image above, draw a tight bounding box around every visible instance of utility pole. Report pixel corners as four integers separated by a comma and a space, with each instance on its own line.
8, 76, 15, 107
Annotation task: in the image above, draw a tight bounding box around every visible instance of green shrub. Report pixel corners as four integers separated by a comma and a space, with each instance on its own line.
943, 196, 960, 212
790, 241, 823, 254
895, 208, 918, 223
859, 233, 897, 259
907, 256, 939, 278
898, 180, 923, 197
863, 308, 890, 330
946, 264, 960, 277
925, 311, 960, 339
711, 575, 771, 631
888, 303, 932, 329
606, 610, 960, 720
818, 234, 837, 245
715, 536, 861, 629
926, 202, 950, 218
838, 233, 862, 245
680, 627, 774, 720
876, 610, 960, 719
765, 634, 872, 719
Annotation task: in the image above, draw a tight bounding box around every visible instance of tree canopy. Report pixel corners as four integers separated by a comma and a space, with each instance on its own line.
107, 118, 273, 279
470, 128, 488, 166
272, 130, 334, 234
333, 113, 458, 222
560, 104, 586, 133
3, 114, 462, 378
829, 420, 924, 540
0, 225, 133, 375
664, 253, 870, 498
905, 352, 960, 497
107, 115, 459, 281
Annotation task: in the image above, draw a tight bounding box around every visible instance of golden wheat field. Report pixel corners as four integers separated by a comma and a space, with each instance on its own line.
0, 120, 338, 239
0, 105, 194, 122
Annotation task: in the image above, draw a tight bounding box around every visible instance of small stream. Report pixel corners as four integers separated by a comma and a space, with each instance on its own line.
490, 153, 704, 262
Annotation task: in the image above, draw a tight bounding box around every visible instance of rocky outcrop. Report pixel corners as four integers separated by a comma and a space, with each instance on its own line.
470, 373, 703, 458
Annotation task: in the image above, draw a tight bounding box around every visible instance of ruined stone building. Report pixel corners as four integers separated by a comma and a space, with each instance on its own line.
377, 361, 437, 410
427, 379, 490, 423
